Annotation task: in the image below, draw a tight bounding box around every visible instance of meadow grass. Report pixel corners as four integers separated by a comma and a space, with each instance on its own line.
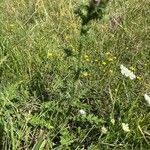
0, 0, 150, 149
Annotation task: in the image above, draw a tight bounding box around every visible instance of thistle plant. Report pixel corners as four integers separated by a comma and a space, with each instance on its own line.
74, 0, 110, 79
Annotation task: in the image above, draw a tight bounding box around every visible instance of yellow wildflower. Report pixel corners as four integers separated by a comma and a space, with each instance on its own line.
83, 54, 90, 62
81, 71, 89, 77
47, 51, 53, 58
102, 61, 107, 65
106, 52, 111, 55
10, 24, 15, 27
137, 76, 142, 80
129, 66, 135, 71
107, 57, 113, 62
72, 48, 76, 52
94, 59, 98, 62
84, 54, 89, 59
109, 69, 113, 73
65, 35, 71, 40
85, 58, 90, 62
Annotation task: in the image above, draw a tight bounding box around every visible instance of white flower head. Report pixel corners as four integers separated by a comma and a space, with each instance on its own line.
144, 94, 150, 105
79, 109, 86, 115
111, 118, 115, 125
122, 123, 130, 132
120, 64, 136, 80
101, 126, 108, 134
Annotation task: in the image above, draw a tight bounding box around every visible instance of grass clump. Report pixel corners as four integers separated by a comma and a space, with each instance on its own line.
0, 0, 150, 149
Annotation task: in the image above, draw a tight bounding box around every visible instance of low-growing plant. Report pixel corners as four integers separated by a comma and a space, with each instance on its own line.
0, 0, 149, 149
74, 0, 110, 79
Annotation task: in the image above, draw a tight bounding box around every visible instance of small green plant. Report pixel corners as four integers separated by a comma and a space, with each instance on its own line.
0, 0, 149, 149
60, 128, 74, 148
76, 0, 109, 30
74, 0, 110, 79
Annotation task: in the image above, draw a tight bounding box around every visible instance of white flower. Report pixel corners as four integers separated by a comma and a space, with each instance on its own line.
122, 123, 130, 132
79, 109, 86, 115
101, 126, 108, 134
120, 64, 136, 80
111, 118, 115, 125
144, 94, 150, 105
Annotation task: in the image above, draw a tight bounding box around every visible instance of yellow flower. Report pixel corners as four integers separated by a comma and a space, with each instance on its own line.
137, 76, 142, 80
144, 64, 147, 66
85, 58, 90, 62
129, 66, 135, 71
82, 54, 90, 62
47, 51, 53, 58
65, 35, 71, 40
109, 70, 113, 73
102, 61, 107, 65
10, 24, 15, 27
107, 57, 113, 62
81, 71, 89, 77
106, 52, 111, 55
94, 59, 98, 62
84, 54, 89, 59
72, 48, 76, 52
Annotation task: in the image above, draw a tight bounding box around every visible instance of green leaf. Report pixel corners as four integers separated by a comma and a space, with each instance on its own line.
32, 137, 46, 150
29, 115, 54, 129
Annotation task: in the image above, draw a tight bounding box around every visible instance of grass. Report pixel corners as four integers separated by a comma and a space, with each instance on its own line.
0, 0, 149, 149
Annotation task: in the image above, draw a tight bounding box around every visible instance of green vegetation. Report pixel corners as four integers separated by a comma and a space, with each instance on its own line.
0, 0, 149, 149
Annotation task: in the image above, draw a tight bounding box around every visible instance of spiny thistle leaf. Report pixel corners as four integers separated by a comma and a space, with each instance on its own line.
75, 0, 110, 25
